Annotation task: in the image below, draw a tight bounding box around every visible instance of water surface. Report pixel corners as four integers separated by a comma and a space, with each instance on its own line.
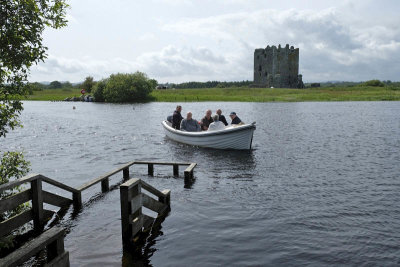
1, 101, 400, 266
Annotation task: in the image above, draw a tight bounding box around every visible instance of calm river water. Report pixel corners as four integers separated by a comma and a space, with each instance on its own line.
1, 101, 400, 266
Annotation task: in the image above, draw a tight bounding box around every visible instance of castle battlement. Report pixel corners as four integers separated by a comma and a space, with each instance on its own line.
254, 44, 304, 88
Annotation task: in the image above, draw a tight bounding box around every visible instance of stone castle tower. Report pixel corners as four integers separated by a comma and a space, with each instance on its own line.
254, 44, 304, 88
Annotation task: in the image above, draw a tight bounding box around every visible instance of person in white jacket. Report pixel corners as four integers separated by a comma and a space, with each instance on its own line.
208, 114, 226, 131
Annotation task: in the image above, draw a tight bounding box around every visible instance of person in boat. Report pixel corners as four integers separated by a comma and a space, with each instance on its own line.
208, 114, 225, 131
216, 109, 228, 126
200, 109, 214, 131
180, 112, 201, 132
172, 105, 183, 130
229, 112, 243, 125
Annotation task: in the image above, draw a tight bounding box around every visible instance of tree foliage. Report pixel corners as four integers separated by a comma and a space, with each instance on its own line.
82, 76, 95, 93
100, 72, 154, 103
92, 79, 107, 102
0, 0, 68, 247
1, 0, 68, 137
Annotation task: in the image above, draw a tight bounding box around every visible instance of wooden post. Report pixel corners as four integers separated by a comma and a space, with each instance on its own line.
173, 164, 179, 176
120, 179, 142, 246
159, 189, 171, 207
47, 235, 65, 262
148, 164, 154, 176
73, 191, 82, 209
120, 183, 131, 245
101, 177, 109, 193
123, 167, 129, 180
31, 178, 44, 232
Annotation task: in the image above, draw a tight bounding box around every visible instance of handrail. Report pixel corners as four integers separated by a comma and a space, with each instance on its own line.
0, 173, 40, 193
40, 175, 80, 193
133, 161, 191, 166
76, 161, 135, 191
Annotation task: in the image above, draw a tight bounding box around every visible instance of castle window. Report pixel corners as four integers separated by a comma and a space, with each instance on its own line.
265, 72, 268, 76
258, 65, 262, 71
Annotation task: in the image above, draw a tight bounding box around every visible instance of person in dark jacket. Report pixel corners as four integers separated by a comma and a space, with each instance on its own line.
216, 109, 228, 126
229, 111, 242, 125
200, 109, 213, 131
172, 105, 183, 129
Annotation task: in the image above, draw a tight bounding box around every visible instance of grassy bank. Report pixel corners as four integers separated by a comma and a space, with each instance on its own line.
26, 88, 83, 101
26, 86, 400, 102
151, 86, 400, 102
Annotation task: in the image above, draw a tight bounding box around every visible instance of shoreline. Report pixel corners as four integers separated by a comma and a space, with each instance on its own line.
25, 86, 400, 102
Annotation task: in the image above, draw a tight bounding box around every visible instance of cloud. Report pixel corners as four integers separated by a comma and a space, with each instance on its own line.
162, 7, 400, 81
31, 5, 400, 82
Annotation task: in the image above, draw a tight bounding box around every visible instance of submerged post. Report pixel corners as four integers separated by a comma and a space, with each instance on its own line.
173, 164, 179, 176
123, 167, 129, 180
73, 191, 82, 209
101, 177, 110, 192
148, 164, 154, 176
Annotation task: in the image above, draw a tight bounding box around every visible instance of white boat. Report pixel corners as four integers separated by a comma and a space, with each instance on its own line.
162, 120, 256, 150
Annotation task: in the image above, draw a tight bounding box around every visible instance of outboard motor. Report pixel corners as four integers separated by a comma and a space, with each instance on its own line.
167, 115, 173, 123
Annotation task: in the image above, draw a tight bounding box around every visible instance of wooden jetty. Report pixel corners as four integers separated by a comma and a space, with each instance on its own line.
0, 160, 197, 266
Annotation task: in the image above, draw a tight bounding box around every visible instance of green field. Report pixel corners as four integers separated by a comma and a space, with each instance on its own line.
26, 88, 83, 101
150, 86, 400, 102
26, 86, 400, 102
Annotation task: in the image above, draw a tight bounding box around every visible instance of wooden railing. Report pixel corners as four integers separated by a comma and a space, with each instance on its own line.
0, 226, 69, 267
0, 174, 78, 236
120, 178, 170, 245
74, 161, 196, 207
0, 160, 196, 264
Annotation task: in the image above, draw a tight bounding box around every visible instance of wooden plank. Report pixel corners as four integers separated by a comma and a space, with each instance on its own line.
77, 161, 136, 191
142, 214, 154, 232
131, 215, 143, 237
184, 163, 197, 173
121, 178, 140, 190
0, 209, 33, 238
140, 180, 165, 198
0, 226, 65, 267
0, 189, 31, 214
134, 161, 191, 166
31, 179, 44, 232
43, 191, 72, 208
0, 173, 40, 193
130, 194, 142, 214
40, 175, 79, 193
142, 194, 165, 214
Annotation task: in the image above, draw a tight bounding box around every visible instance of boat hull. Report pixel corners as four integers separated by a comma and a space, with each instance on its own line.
162, 121, 256, 150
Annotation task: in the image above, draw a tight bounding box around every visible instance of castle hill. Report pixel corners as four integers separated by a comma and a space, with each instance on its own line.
1, 1, 400, 266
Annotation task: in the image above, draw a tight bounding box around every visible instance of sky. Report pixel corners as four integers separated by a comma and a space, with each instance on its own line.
29, 0, 400, 83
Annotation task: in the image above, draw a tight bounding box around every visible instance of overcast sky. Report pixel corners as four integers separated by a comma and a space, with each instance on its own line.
29, 0, 400, 83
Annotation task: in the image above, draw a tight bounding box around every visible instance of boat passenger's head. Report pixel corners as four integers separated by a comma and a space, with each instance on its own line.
229, 112, 237, 119
176, 105, 182, 112
213, 114, 219, 121
206, 109, 212, 118
216, 109, 222, 115
186, 112, 192, 120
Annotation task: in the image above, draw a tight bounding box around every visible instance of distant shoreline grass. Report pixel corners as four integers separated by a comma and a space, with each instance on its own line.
25, 86, 400, 102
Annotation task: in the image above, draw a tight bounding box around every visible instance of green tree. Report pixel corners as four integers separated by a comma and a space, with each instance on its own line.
0, 0, 68, 247
49, 80, 62, 89
103, 72, 154, 103
82, 76, 95, 93
92, 79, 107, 102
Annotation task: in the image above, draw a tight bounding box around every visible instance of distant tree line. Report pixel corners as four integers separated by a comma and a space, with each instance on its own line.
169, 80, 253, 89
